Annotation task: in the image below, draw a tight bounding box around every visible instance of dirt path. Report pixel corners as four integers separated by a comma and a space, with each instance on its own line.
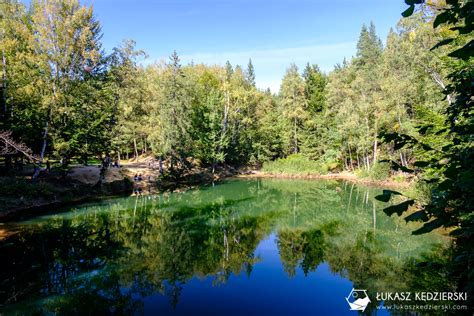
66, 157, 159, 188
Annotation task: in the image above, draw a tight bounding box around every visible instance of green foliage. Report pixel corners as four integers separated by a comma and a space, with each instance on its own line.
262, 154, 327, 174
378, 0, 474, 304
279, 64, 308, 155
371, 162, 391, 180
245, 58, 256, 87
0, 178, 55, 199
0, 0, 455, 181
0, 0, 470, 311
302, 63, 326, 113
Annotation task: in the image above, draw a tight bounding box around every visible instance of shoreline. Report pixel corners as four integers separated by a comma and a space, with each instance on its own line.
235, 170, 412, 189
0, 166, 412, 223
0, 164, 234, 223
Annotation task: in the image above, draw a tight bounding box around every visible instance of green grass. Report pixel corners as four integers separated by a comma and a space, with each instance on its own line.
354, 162, 391, 180
262, 154, 328, 175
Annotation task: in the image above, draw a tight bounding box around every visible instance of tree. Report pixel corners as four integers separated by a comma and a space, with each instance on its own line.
188, 66, 227, 171
109, 39, 148, 162
302, 63, 326, 113
300, 64, 329, 160
29, 0, 103, 167
325, 23, 385, 171
148, 51, 193, 172
379, 0, 473, 305
326, 61, 360, 170
245, 58, 256, 87
354, 22, 384, 168
355, 22, 383, 67
225, 60, 233, 82
0, 0, 44, 172
279, 64, 308, 154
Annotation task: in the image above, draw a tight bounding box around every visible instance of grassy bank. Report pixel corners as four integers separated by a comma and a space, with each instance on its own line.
260, 154, 414, 189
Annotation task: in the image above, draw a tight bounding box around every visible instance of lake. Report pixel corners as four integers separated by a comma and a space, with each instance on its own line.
0, 178, 450, 315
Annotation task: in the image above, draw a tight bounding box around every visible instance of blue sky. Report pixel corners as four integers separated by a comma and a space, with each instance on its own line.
84, 0, 406, 91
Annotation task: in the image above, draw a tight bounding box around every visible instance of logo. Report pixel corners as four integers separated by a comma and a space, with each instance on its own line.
346, 288, 371, 312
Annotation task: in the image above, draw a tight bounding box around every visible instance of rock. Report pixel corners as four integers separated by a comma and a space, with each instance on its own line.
66, 166, 100, 185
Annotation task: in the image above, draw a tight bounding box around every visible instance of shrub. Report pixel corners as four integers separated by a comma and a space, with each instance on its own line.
369, 162, 390, 180
0, 178, 56, 199
262, 154, 327, 175
355, 162, 390, 180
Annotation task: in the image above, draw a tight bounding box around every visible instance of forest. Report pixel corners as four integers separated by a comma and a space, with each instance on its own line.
0, 0, 461, 175
0, 0, 473, 310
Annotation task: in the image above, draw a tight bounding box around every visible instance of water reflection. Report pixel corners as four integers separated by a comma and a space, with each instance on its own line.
0, 179, 451, 315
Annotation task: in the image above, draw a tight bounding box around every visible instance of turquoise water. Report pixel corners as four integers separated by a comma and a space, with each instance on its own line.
0, 178, 449, 315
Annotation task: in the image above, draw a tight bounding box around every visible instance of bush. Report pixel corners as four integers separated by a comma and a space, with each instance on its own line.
355, 162, 390, 180
354, 168, 369, 178
0, 178, 56, 199
262, 154, 327, 175
369, 162, 390, 180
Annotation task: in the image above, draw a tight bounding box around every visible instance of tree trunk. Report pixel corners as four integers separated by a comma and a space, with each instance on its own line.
365, 152, 370, 171
373, 120, 378, 165
365, 116, 370, 170
4, 156, 11, 174
159, 156, 163, 175
1, 47, 7, 121
428, 68, 453, 105
133, 138, 139, 161
217, 93, 229, 157
348, 145, 354, 170
33, 120, 49, 179
293, 118, 298, 154
373, 139, 378, 165
39, 121, 49, 162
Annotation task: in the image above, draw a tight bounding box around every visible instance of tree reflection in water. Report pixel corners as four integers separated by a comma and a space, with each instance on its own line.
0, 179, 451, 315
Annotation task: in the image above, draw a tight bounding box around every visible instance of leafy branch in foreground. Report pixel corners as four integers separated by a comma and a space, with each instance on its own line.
380, 0, 472, 233
379, 0, 473, 302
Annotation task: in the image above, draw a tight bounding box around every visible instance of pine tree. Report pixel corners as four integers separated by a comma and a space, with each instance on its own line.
225, 60, 233, 82
300, 63, 328, 160
354, 22, 384, 168
302, 63, 326, 113
245, 58, 256, 87
356, 22, 383, 67
149, 51, 193, 172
